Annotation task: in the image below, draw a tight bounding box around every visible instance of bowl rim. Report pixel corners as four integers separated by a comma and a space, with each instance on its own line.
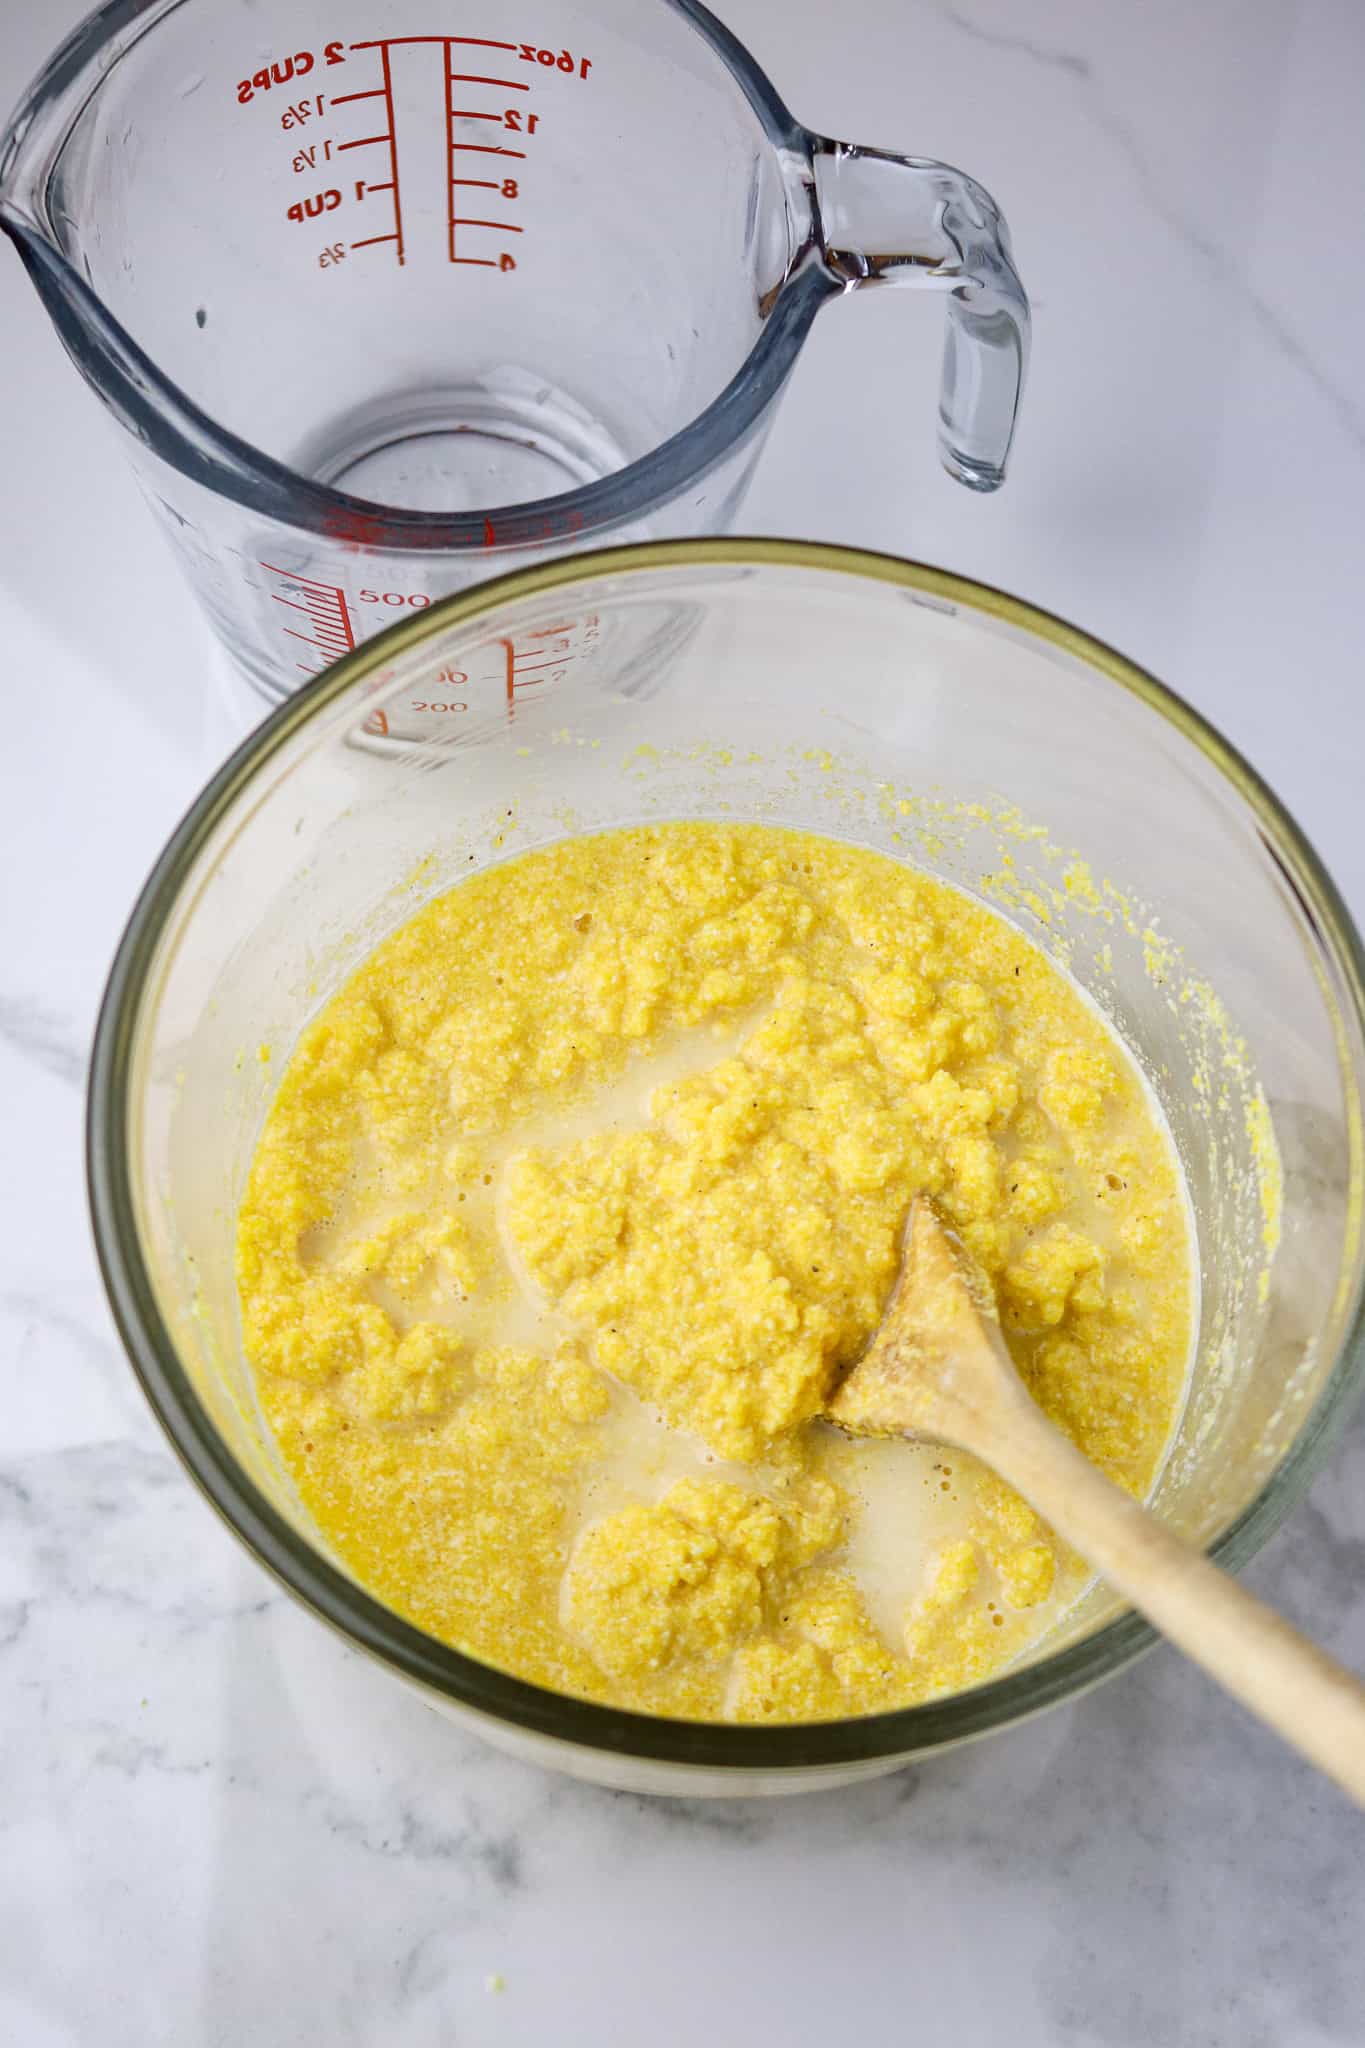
87, 536, 1365, 1769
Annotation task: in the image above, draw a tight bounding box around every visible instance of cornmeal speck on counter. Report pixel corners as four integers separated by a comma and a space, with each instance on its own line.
237, 823, 1193, 1721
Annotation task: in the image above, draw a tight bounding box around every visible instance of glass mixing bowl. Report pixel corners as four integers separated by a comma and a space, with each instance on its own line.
89, 540, 1365, 1795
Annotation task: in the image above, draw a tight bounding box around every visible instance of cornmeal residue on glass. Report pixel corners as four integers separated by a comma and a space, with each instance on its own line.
237, 823, 1194, 1722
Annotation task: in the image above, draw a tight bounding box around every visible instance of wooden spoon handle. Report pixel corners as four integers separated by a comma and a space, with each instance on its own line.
981, 1388, 1365, 1807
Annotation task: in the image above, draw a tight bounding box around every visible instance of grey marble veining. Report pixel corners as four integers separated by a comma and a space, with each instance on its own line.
938, 0, 1365, 454
3, 0, 1364, 2042
4, 1408, 1362, 2043
0, 996, 86, 1090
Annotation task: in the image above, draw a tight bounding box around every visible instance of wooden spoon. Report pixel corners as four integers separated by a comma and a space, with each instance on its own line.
828, 1200, 1365, 1806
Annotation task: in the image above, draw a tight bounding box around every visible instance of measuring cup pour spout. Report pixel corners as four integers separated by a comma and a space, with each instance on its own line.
807, 138, 1029, 490
0, 11, 259, 516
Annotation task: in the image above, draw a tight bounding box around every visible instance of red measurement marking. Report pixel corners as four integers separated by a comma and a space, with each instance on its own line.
350, 232, 399, 248
378, 43, 404, 265
444, 40, 457, 262
450, 217, 523, 231
262, 563, 356, 659
352, 34, 516, 48
445, 40, 530, 262
284, 610, 351, 641
329, 87, 384, 103
338, 131, 389, 148
500, 636, 571, 709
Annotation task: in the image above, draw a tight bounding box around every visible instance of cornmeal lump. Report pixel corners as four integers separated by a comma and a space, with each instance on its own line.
237, 823, 1192, 1721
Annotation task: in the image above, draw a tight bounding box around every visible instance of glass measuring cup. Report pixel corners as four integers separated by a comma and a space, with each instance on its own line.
1, 0, 1028, 702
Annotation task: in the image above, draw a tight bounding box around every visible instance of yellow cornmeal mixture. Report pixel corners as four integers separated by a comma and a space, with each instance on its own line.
237, 823, 1192, 1721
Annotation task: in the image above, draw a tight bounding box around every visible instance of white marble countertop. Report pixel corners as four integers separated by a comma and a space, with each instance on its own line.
4, 0, 1364, 2041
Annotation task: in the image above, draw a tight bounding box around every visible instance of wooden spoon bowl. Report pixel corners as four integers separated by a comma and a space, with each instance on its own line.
828, 1201, 1365, 1807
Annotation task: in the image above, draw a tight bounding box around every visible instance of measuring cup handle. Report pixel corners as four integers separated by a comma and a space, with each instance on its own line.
809, 138, 1030, 491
